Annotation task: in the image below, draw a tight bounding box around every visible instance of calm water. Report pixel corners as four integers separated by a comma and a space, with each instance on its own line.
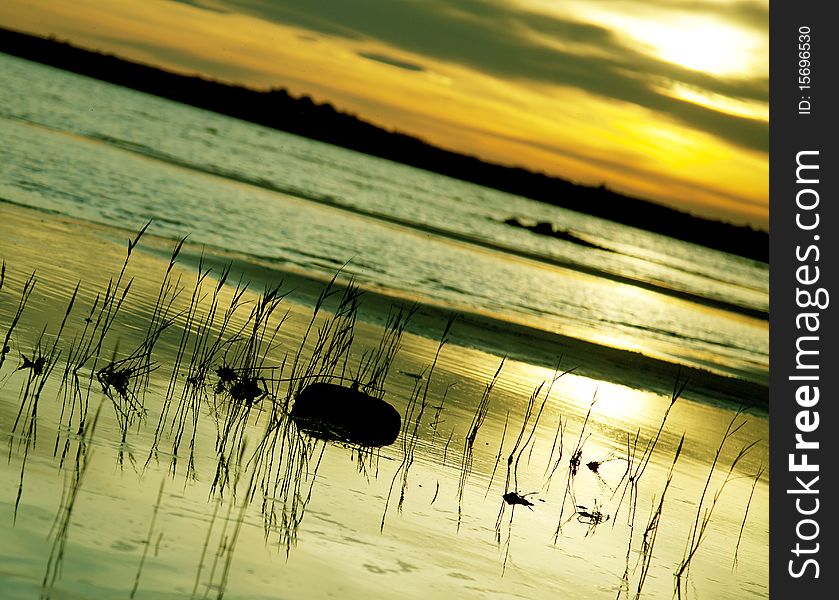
0, 54, 768, 385
0, 213, 768, 599
0, 53, 768, 599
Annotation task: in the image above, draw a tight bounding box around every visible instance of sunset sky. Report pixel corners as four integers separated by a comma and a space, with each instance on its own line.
0, 0, 768, 228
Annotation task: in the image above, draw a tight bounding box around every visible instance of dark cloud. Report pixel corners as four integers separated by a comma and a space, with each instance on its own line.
207, 0, 768, 151
358, 52, 426, 72
627, 0, 768, 30
167, 0, 231, 14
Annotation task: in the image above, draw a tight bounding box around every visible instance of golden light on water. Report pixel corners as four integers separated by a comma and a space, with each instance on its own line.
561, 375, 660, 423
504, 357, 661, 427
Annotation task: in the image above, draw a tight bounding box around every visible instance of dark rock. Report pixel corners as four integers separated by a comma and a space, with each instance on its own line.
531, 221, 555, 236
291, 383, 401, 447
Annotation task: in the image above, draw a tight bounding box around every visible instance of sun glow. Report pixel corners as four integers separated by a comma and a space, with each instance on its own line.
634, 17, 761, 76
663, 82, 768, 121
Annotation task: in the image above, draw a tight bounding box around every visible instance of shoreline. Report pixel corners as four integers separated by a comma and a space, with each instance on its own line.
164, 246, 768, 410
0, 35, 768, 262
0, 200, 767, 410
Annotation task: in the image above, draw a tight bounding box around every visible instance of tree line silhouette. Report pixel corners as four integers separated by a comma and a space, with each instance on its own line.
0, 27, 767, 262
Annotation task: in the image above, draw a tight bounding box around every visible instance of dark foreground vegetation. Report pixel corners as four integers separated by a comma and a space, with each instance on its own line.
0, 27, 767, 262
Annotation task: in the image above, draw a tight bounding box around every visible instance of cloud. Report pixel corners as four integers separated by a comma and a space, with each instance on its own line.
626, 0, 768, 30
85, 31, 270, 82
454, 120, 767, 216
167, 0, 231, 14
357, 52, 425, 72
202, 0, 766, 152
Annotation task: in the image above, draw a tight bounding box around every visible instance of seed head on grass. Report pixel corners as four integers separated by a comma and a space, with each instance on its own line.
228, 374, 269, 408
575, 499, 610, 536
18, 353, 46, 376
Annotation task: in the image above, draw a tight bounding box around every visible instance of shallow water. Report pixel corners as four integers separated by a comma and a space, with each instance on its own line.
0, 211, 767, 599
0, 53, 768, 384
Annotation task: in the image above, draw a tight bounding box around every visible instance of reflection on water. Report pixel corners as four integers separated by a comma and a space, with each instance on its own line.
0, 220, 767, 599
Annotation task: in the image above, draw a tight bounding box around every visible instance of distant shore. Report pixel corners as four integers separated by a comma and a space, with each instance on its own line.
0, 27, 767, 262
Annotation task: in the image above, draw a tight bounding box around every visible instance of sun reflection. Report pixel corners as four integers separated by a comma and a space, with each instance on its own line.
507, 359, 663, 430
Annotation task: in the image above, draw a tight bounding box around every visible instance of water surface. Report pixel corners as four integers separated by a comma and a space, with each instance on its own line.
0, 52, 767, 600
0, 53, 768, 385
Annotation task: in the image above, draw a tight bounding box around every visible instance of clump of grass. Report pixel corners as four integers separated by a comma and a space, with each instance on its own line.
252, 420, 326, 556
211, 284, 288, 497
11, 282, 77, 449
93, 246, 187, 468
494, 365, 569, 572
0, 268, 36, 375
153, 265, 250, 477
613, 371, 687, 526
165, 255, 213, 403
496, 364, 569, 539
55, 221, 151, 464
553, 390, 597, 540
510, 366, 572, 496
382, 315, 453, 531
293, 278, 362, 392
632, 434, 685, 599
242, 277, 417, 550
608, 372, 687, 598
10, 285, 78, 520
354, 304, 418, 395
455, 354, 505, 532
133, 236, 188, 396
674, 406, 758, 599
